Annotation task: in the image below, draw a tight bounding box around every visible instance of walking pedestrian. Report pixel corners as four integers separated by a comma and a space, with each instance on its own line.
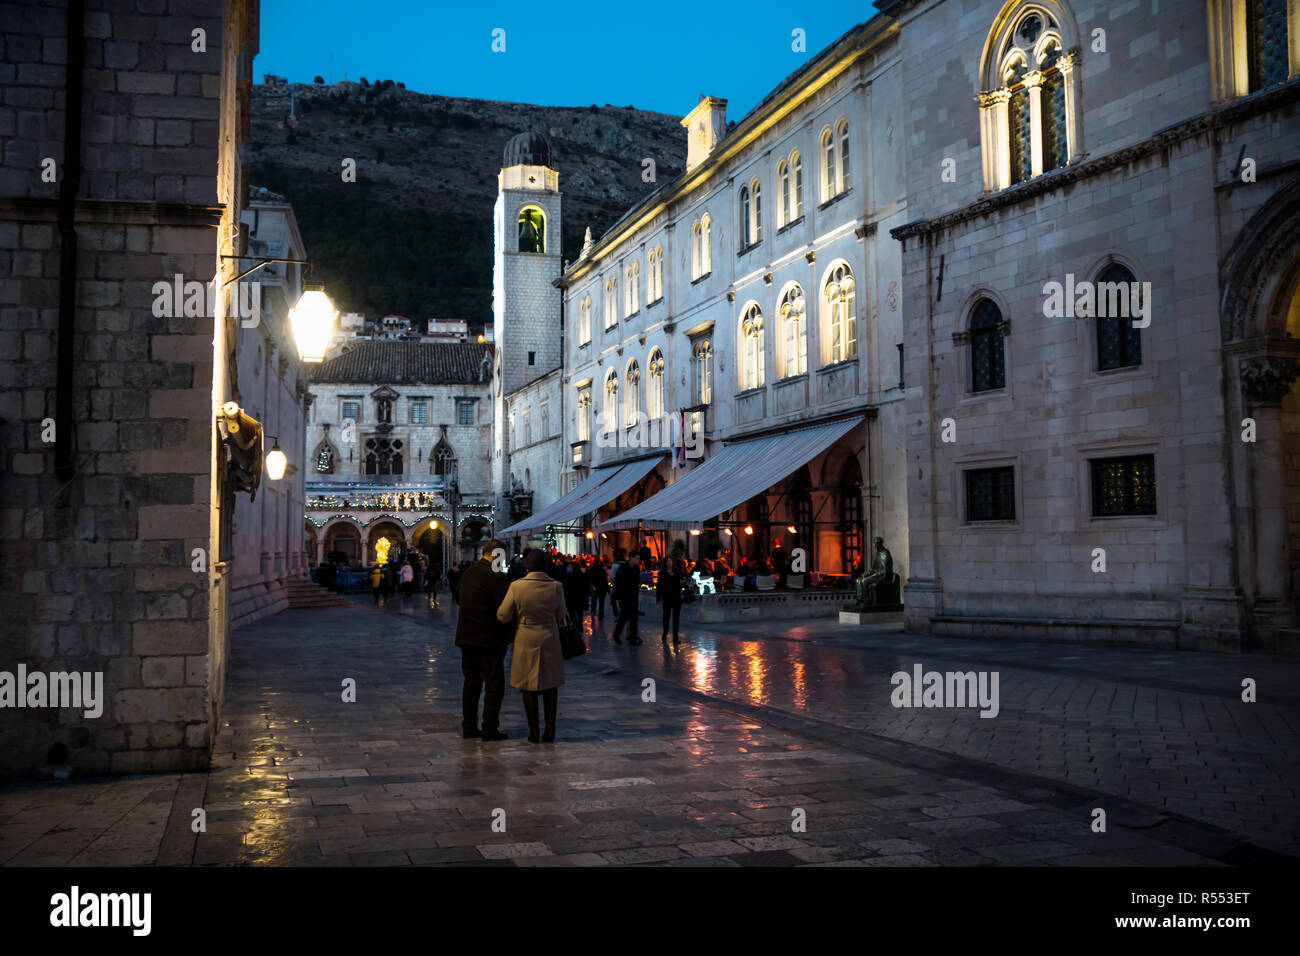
656, 555, 684, 645
399, 561, 414, 597
589, 557, 608, 621
454, 540, 512, 741
611, 553, 642, 645
425, 561, 440, 606
369, 563, 383, 604
564, 558, 589, 623
496, 549, 566, 743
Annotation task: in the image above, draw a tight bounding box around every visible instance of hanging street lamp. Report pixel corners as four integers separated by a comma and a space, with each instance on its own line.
289, 288, 338, 363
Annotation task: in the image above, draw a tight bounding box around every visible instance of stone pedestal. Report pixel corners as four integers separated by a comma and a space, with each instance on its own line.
839, 608, 905, 625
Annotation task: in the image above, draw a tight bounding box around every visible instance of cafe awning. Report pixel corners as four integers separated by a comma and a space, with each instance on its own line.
496, 455, 664, 538
597, 416, 864, 532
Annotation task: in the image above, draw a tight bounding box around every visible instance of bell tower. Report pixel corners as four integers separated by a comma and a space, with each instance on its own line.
493, 131, 562, 397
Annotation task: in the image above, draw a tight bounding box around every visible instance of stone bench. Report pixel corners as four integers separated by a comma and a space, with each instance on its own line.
694, 589, 856, 623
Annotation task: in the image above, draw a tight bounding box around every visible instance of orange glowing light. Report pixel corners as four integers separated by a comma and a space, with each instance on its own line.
743, 525, 753, 535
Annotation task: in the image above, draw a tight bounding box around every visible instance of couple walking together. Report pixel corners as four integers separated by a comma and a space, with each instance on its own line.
455, 540, 566, 744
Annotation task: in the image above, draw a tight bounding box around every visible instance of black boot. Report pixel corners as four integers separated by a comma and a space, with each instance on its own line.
521, 690, 541, 744
541, 688, 557, 743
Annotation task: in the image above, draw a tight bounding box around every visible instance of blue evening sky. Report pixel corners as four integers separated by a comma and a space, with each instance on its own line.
256, 0, 874, 119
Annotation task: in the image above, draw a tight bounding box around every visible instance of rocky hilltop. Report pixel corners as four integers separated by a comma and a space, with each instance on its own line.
248, 79, 688, 324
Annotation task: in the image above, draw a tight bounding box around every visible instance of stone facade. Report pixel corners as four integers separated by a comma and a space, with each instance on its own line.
884, 0, 1300, 651
493, 139, 566, 534
228, 190, 310, 629
306, 342, 495, 568
0, 0, 258, 777
557, 19, 909, 573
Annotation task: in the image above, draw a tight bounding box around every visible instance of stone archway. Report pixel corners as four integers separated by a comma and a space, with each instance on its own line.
366, 520, 406, 566
1221, 176, 1300, 648
322, 519, 363, 565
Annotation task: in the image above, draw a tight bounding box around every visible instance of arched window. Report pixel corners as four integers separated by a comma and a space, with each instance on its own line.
647, 349, 665, 419
604, 369, 619, 434
647, 248, 660, 302
579, 295, 591, 344
314, 441, 338, 474
630, 261, 640, 312
777, 160, 790, 228
653, 244, 664, 300
701, 214, 712, 274
791, 151, 804, 220
576, 386, 592, 442
980, 4, 1078, 190
752, 179, 762, 243
837, 120, 851, 193
625, 360, 640, 427
604, 276, 619, 328
692, 338, 713, 405
821, 128, 836, 202
970, 297, 1006, 392
518, 206, 545, 253
691, 220, 702, 279
364, 437, 404, 475
739, 304, 765, 391
432, 439, 456, 477
1095, 263, 1142, 371
740, 185, 751, 246
840, 468, 863, 573
778, 283, 808, 378
823, 262, 856, 365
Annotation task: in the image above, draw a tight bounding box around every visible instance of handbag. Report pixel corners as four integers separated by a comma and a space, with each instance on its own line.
558, 614, 586, 660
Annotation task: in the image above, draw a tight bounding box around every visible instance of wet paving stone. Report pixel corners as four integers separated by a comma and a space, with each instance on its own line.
1, 595, 1296, 865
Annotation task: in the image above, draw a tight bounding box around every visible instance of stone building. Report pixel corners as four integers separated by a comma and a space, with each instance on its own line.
539, 21, 909, 577
228, 187, 311, 628
0, 0, 261, 776
305, 341, 495, 570
882, 0, 1300, 651
492, 133, 567, 548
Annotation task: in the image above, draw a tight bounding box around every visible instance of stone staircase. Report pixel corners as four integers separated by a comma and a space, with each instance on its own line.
286, 577, 354, 610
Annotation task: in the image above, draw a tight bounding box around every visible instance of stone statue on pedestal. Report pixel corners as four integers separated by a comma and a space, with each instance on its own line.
853, 536, 902, 610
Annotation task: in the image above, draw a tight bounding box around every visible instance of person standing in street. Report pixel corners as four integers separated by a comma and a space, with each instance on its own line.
496, 549, 567, 743
564, 558, 589, 624
589, 557, 609, 622
369, 563, 383, 605
399, 561, 414, 597
453, 540, 513, 741
611, 553, 642, 645
656, 555, 685, 645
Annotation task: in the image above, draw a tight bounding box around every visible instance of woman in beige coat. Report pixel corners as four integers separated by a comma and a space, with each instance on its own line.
497, 549, 567, 743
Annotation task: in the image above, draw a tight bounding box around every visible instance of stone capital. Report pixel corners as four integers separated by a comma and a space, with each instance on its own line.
1240, 356, 1300, 406
976, 88, 1012, 108
1023, 70, 1046, 89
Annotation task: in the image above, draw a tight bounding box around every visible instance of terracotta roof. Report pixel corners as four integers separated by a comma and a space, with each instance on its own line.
309, 341, 490, 385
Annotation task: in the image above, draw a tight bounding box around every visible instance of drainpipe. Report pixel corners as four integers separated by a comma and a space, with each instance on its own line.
54, 0, 85, 482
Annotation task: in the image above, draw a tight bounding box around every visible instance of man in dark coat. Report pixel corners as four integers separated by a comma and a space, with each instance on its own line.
589, 558, 609, 621
611, 553, 642, 645
563, 559, 589, 621
454, 539, 513, 741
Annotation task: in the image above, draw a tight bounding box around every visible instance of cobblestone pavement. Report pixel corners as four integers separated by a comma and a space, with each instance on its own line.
1, 594, 1296, 866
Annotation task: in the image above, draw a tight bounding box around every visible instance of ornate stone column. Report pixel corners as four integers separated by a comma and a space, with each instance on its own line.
1024, 71, 1046, 179
1056, 52, 1079, 161
1241, 357, 1300, 605
976, 89, 1012, 191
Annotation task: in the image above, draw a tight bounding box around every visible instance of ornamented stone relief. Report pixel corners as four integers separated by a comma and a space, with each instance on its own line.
1240, 356, 1300, 406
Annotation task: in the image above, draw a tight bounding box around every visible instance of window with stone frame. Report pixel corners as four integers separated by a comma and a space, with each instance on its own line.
579, 296, 592, 345
791, 151, 804, 220
456, 398, 475, 425
739, 303, 765, 390
778, 160, 791, 228
523, 407, 531, 445
605, 275, 619, 328
965, 466, 1016, 521
408, 398, 428, 424
576, 387, 592, 442
604, 369, 619, 434
979, 3, 1078, 191
700, 214, 712, 274
432, 439, 455, 476
779, 283, 808, 378
1095, 263, 1142, 371
840, 474, 862, 572
518, 206, 545, 254
626, 261, 640, 314
540, 400, 550, 439
822, 262, 857, 365
647, 349, 665, 419
625, 360, 640, 427
692, 337, 714, 405
364, 436, 404, 475
1090, 454, 1156, 517
970, 298, 1006, 392
341, 397, 361, 423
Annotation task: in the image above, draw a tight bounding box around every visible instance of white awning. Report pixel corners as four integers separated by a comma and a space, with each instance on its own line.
497, 456, 664, 538
597, 417, 864, 531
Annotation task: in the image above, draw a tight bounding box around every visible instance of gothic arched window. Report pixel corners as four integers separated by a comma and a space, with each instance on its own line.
700, 214, 712, 274
432, 439, 456, 477
740, 185, 751, 246
970, 298, 1006, 392
625, 360, 641, 427
739, 303, 765, 391
778, 283, 808, 379
364, 437, 404, 475
1095, 263, 1142, 371
980, 4, 1078, 190
604, 369, 619, 434
822, 262, 856, 365
791, 151, 804, 220
777, 160, 790, 228
314, 441, 338, 474
692, 338, 713, 405
518, 206, 545, 253
647, 349, 665, 419
579, 295, 591, 345
1250, 0, 1291, 91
